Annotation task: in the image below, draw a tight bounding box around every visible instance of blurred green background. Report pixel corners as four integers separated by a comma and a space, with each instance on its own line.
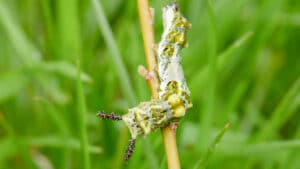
0, 0, 299, 169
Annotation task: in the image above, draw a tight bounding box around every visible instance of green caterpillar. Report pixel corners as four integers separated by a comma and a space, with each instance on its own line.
97, 2, 192, 162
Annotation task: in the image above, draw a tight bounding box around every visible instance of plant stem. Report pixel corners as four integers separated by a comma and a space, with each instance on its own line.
137, 0, 159, 97
161, 126, 181, 169
137, 1, 181, 169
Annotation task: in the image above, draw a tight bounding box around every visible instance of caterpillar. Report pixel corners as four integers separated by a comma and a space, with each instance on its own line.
97, 2, 192, 162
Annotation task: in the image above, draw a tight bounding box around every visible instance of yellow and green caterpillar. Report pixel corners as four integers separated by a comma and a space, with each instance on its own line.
97, 2, 192, 161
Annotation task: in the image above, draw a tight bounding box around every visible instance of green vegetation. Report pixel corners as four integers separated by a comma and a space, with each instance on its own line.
0, 0, 299, 169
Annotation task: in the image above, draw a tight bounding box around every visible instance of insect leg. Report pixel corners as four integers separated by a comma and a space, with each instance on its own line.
124, 138, 136, 162
96, 112, 122, 121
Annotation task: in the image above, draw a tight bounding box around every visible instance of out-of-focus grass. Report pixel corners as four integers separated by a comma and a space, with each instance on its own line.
0, 0, 299, 169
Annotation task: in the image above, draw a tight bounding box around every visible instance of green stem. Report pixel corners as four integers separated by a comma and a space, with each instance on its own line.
76, 60, 91, 169
200, 0, 218, 148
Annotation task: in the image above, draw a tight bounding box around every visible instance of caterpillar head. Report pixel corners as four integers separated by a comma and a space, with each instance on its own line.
162, 2, 191, 30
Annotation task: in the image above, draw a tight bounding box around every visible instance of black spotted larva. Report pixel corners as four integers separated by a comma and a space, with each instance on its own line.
97, 2, 192, 162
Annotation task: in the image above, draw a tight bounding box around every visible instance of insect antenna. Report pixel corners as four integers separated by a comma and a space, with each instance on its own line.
124, 138, 136, 162
96, 112, 122, 121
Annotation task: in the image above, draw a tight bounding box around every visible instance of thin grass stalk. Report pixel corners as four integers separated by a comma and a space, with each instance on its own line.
190, 31, 253, 95
92, 1, 133, 167
41, 0, 59, 59
24, 136, 103, 154
193, 123, 229, 169
35, 98, 70, 169
0, 114, 39, 169
253, 77, 300, 141
76, 60, 91, 169
200, 0, 218, 148
137, 0, 181, 169
217, 140, 300, 157
0, 1, 40, 66
56, 0, 81, 61
92, 0, 136, 105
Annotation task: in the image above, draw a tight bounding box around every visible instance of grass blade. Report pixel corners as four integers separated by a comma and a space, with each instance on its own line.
218, 140, 300, 157
76, 60, 91, 169
92, 0, 136, 105
200, 0, 218, 148
0, 1, 40, 66
56, 0, 81, 61
253, 77, 300, 141
38, 61, 92, 83
190, 31, 253, 95
0, 71, 27, 103
0, 114, 39, 169
25, 136, 103, 154
193, 123, 230, 169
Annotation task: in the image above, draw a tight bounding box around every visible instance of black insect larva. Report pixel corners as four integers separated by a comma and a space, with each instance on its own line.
97, 2, 192, 162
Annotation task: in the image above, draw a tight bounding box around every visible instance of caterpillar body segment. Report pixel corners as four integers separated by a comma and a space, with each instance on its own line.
157, 3, 192, 111
97, 92, 186, 162
122, 92, 186, 139
98, 92, 187, 139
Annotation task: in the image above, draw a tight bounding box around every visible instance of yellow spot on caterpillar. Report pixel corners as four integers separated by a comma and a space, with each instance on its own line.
180, 91, 193, 109
163, 44, 175, 57
173, 105, 185, 118
167, 29, 187, 47
168, 94, 181, 107
167, 81, 179, 92
174, 16, 191, 30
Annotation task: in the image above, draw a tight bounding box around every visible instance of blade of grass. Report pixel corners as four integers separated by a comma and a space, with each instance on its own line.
24, 136, 103, 154
0, 113, 39, 169
193, 123, 230, 169
34, 97, 71, 169
200, 0, 218, 149
245, 77, 299, 169
92, 1, 134, 168
0, 138, 16, 161
223, 80, 249, 123
0, 135, 102, 163
92, 0, 136, 105
56, 0, 81, 61
76, 60, 91, 169
0, 71, 27, 103
0, 0, 40, 66
238, 0, 284, 84
38, 61, 92, 83
285, 124, 300, 169
217, 139, 300, 157
253, 77, 300, 141
159, 155, 167, 169
35, 96, 70, 136
144, 138, 159, 169
281, 13, 300, 26
190, 31, 253, 96
40, 0, 59, 58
